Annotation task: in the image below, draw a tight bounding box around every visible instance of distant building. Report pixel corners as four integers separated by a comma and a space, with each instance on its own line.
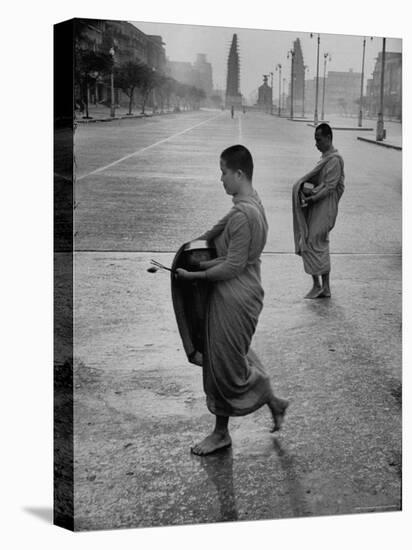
304, 77, 325, 117
365, 51, 402, 120
304, 70, 362, 117
325, 70, 361, 116
166, 53, 214, 101
166, 60, 195, 85
256, 75, 272, 112
193, 54, 213, 97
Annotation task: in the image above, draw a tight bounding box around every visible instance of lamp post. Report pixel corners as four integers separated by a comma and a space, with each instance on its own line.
321, 53, 331, 121
302, 65, 308, 117
358, 37, 373, 127
310, 33, 320, 125
282, 77, 286, 111
376, 37, 386, 141
276, 64, 282, 116
287, 49, 295, 120
109, 46, 115, 118
270, 71, 274, 114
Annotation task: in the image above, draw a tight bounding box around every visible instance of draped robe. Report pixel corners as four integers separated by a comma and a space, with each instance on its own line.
292, 148, 345, 275
196, 191, 273, 417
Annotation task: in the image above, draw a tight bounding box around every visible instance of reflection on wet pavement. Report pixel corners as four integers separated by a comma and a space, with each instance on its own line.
273, 439, 310, 517
195, 447, 238, 522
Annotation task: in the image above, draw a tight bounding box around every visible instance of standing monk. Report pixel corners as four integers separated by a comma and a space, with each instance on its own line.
292, 123, 345, 299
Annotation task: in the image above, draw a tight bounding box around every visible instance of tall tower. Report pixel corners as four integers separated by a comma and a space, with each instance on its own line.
225, 34, 242, 108
289, 38, 305, 115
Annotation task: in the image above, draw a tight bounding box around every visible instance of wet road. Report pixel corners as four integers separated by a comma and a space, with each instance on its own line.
64, 109, 402, 529
74, 110, 401, 253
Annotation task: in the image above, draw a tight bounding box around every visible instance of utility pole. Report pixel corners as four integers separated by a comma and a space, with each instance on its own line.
358, 38, 367, 127
270, 72, 274, 114
311, 33, 321, 125
276, 64, 282, 116
288, 49, 295, 120
109, 46, 115, 118
321, 53, 331, 121
376, 37, 386, 141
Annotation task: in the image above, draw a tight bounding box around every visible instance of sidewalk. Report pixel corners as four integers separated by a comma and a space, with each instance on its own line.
75, 104, 177, 123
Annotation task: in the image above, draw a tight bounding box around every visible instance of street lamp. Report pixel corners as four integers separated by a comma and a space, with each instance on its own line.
270, 71, 274, 114
376, 37, 386, 141
276, 63, 282, 116
287, 48, 295, 120
321, 53, 331, 121
109, 46, 115, 118
282, 77, 286, 111
358, 37, 373, 127
302, 65, 309, 117
310, 33, 321, 125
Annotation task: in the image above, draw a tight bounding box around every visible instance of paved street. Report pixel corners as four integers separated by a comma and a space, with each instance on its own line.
65, 109, 402, 529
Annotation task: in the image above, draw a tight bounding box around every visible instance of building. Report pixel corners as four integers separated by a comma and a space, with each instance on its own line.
304, 70, 362, 117
324, 70, 361, 116
365, 52, 402, 120
166, 53, 214, 100
193, 54, 213, 97
304, 77, 325, 118
256, 75, 272, 112
74, 18, 166, 107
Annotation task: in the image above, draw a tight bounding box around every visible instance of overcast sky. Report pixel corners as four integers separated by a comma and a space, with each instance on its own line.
133, 20, 401, 102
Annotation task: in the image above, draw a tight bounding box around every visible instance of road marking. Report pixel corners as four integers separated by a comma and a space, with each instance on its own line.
77, 113, 223, 181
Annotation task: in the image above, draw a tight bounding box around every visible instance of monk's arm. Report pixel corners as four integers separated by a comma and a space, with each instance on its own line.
177, 213, 250, 281
306, 157, 342, 203
196, 208, 234, 241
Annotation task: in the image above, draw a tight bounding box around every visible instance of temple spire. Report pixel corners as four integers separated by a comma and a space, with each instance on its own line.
225, 34, 242, 108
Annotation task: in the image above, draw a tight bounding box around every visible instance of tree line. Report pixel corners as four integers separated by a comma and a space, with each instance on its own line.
75, 41, 206, 118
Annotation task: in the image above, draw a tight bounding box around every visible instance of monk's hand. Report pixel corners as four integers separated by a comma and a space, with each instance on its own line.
175, 268, 197, 281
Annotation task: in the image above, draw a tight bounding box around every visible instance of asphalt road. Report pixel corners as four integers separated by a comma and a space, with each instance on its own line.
64, 109, 402, 530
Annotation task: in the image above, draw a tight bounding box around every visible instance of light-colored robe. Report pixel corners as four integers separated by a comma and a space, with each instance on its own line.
197, 191, 273, 417
292, 148, 345, 275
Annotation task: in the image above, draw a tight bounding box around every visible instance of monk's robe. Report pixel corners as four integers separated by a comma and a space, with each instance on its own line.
292, 148, 345, 275
196, 191, 273, 417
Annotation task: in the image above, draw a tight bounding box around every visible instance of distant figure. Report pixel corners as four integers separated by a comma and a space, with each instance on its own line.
176, 145, 289, 455
243, 106, 246, 114
231, 105, 234, 119
292, 123, 345, 299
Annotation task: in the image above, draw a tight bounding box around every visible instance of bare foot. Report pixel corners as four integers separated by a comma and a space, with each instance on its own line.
304, 286, 322, 299
317, 287, 331, 298
309, 286, 331, 299
269, 399, 289, 432
191, 432, 232, 456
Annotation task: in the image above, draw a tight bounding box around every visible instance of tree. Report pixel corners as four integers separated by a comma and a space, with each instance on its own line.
139, 66, 159, 115
75, 49, 112, 118
116, 61, 147, 115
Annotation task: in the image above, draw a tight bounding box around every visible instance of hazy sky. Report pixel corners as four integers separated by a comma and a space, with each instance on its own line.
133, 20, 401, 102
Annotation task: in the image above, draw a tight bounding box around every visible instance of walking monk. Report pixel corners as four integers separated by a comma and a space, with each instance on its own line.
176, 145, 289, 455
292, 123, 345, 298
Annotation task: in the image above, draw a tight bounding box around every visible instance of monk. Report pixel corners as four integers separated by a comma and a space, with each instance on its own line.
176, 145, 288, 455
292, 123, 345, 298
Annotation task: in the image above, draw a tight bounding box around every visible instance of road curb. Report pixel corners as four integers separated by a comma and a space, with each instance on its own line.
357, 136, 402, 150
